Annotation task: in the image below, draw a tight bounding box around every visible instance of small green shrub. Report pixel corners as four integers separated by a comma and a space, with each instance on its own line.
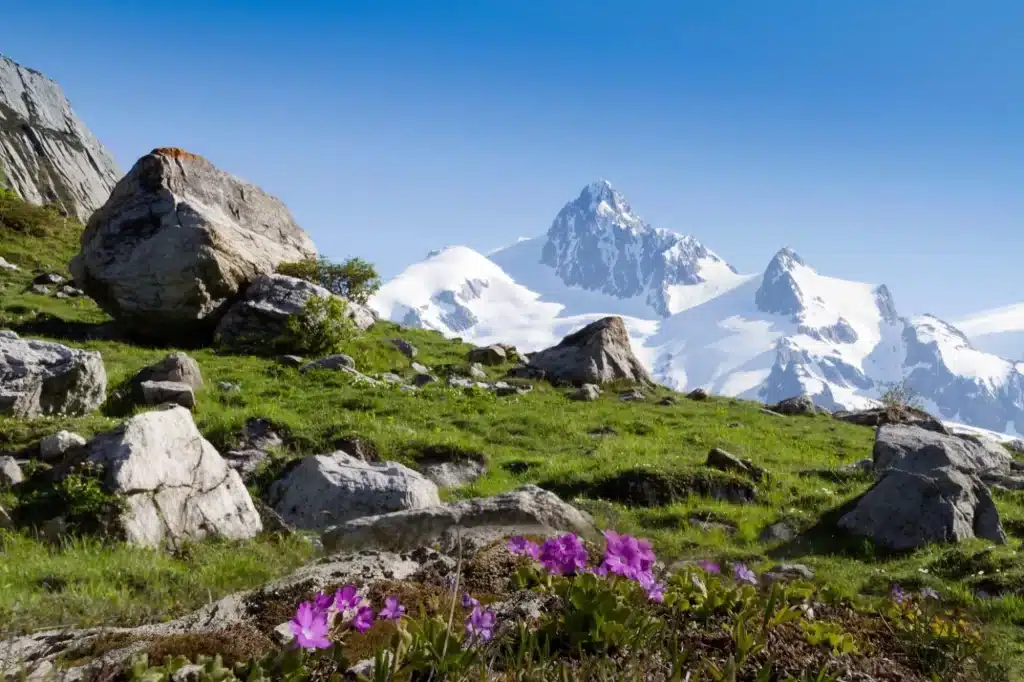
276, 296, 354, 356
277, 256, 381, 305
12, 461, 126, 538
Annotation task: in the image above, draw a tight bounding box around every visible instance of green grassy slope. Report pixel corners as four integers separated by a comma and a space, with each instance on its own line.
2, 195, 1024, 674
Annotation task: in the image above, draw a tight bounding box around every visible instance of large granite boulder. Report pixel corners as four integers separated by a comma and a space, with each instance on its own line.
267, 451, 440, 530
0, 331, 106, 418
321, 485, 599, 554
838, 466, 1005, 551
75, 405, 262, 547
526, 316, 652, 386
214, 274, 375, 353
873, 424, 1012, 476
69, 148, 318, 343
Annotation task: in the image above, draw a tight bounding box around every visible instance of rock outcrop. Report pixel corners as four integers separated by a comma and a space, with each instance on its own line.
268, 451, 440, 530
526, 316, 653, 386
872, 424, 1011, 476
69, 149, 318, 342
0, 54, 120, 221
321, 485, 599, 554
75, 405, 262, 547
214, 274, 374, 353
0, 331, 106, 418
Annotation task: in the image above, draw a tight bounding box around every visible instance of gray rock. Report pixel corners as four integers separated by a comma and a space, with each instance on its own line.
495, 385, 530, 397
705, 448, 767, 482
411, 362, 430, 374
39, 429, 87, 461
658, 396, 679, 406
686, 388, 709, 401
391, 338, 418, 359
139, 380, 196, 409
833, 405, 949, 434
505, 364, 546, 380
380, 372, 405, 384
468, 363, 488, 380
131, 353, 203, 402
412, 373, 438, 387
278, 354, 305, 367
420, 459, 486, 488
29, 284, 50, 295
0, 456, 23, 486
322, 485, 598, 554
217, 381, 241, 393
78, 405, 262, 547
242, 418, 284, 451
60, 285, 85, 297
215, 274, 374, 353
767, 395, 820, 416
0, 335, 107, 418
839, 466, 1006, 551
69, 149, 318, 343
1007, 439, 1024, 454
0, 54, 121, 222
33, 272, 64, 286
301, 353, 355, 372
468, 345, 507, 366
268, 451, 440, 530
570, 384, 601, 401
840, 458, 874, 474
759, 521, 797, 543
528, 316, 653, 386
873, 424, 1012, 476
0, 504, 11, 529
222, 449, 269, 481
762, 563, 815, 584
0, 256, 19, 271
981, 471, 1024, 491
619, 388, 646, 402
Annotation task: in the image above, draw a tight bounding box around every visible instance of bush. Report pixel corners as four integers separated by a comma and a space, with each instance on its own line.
878, 378, 925, 411
277, 256, 381, 305
277, 296, 355, 356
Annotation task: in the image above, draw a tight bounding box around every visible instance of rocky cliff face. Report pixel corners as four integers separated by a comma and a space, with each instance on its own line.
0, 54, 120, 221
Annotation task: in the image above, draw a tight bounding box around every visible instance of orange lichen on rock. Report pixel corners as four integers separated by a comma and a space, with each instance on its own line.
150, 147, 206, 162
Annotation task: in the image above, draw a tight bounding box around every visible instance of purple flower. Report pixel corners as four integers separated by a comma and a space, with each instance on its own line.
461, 593, 479, 609
289, 601, 331, 650
507, 536, 540, 559
335, 585, 363, 611
733, 563, 757, 585
697, 560, 721, 574
352, 605, 375, 633
443, 574, 457, 589
920, 587, 940, 600
890, 585, 909, 605
600, 531, 657, 580
584, 564, 609, 577
312, 591, 334, 613
465, 605, 497, 643
379, 595, 406, 621
538, 533, 589, 575
638, 572, 665, 603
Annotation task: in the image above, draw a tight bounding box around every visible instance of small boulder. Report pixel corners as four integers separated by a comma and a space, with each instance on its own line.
33, 273, 65, 286
411, 362, 430, 374
391, 339, 418, 359
0, 257, 19, 271
619, 388, 646, 402
217, 381, 241, 393
39, 430, 87, 461
468, 345, 507, 366
762, 563, 815, 583
706, 448, 768, 483
0, 333, 107, 418
658, 396, 679, 406
222, 449, 270, 481
686, 388, 709, 401
833, 405, 949, 434
873, 425, 1012, 476
528, 316, 652, 386
321, 485, 599, 554
278, 355, 305, 368
130, 353, 203, 402
767, 395, 820, 416
506, 364, 546, 381
242, 418, 284, 450
1007, 439, 1024, 454
140, 381, 196, 409
301, 354, 355, 373
759, 521, 797, 543
468, 363, 488, 380
58, 285, 84, 297
0, 456, 23, 487
412, 373, 438, 387
268, 451, 440, 530
380, 372, 405, 384
570, 384, 601, 402
28, 284, 50, 296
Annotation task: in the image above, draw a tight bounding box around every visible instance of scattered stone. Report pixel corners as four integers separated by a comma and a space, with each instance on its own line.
333, 436, 379, 463
760, 408, 784, 417
839, 466, 1005, 551
380, 372, 405, 384
686, 388, 709, 401
321, 485, 599, 554
411, 362, 430, 374
391, 338, 418, 359
139, 380, 196, 409
619, 388, 646, 402
833, 405, 949, 434
69, 149, 319, 343
75, 405, 263, 547
767, 395, 820, 416
873, 425, 1012, 476
33, 272, 64, 285
0, 456, 23, 486
0, 504, 11, 529
468, 345, 507, 366
0, 256, 18, 271
29, 284, 50, 295
419, 457, 487, 488
39, 430, 87, 461
300, 354, 355, 372
705, 448, 768, 483
412, 373, 438, 387
570, 384, 601, 402
268, 451, 440, 530
528, 316, 652, 386
468, 363, 488, 380
762, 563, 815, 583
840, 458, 874, 475
505, 364, 545, 380
278, 355, 304, 367
217, 381, 241, 392
759, 521, 797, 543
0, 333, 107, 418
222, 449, 270, 481
130, 352, 203, 404
687, 516, 737, 535
243, 418, 284, 451
59, 285, 85, 297
658, 396, 678, 406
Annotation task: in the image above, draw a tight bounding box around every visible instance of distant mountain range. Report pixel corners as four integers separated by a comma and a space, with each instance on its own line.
370, 180, 1024, 437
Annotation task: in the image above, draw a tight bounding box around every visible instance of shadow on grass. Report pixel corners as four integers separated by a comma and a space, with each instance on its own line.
540, 468, 757, 507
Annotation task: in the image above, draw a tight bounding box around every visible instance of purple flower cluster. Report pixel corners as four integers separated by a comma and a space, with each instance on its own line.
289, 585, 406, 650
465, 604, 497, 643
890, 583, 941, 604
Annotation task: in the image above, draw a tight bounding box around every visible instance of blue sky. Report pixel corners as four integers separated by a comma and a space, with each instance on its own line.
4, 1, 1022, 319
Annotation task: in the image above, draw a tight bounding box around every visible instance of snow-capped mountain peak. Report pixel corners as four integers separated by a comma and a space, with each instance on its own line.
755, 247, 808, 316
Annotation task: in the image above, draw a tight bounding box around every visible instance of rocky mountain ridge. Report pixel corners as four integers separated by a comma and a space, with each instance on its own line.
0, 54, 120, 221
